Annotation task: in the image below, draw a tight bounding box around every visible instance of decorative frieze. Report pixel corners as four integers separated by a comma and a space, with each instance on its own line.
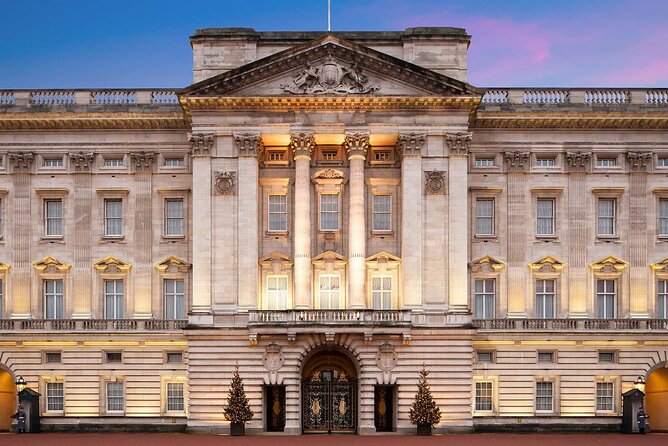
424, 170, 446, 195
214, 171, 236, 195
69, 151, 95, 171
313, 168, 345, 180
626, 151, 652, 171
8, 152, 34, 171
281, 56, 381, 95
128, 151, 156, 170
343, 132, 370, 159
396, 132, 426, 157
504, 151, 530, 172
189, 132, 215, 156
233, 132, 263, 157
445, 132, 472, 155
565, 151, 592, 170
289, 132, 316, 159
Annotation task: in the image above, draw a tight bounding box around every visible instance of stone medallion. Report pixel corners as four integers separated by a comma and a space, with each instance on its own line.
375, 342, 397, 372
263, 343, 285, 372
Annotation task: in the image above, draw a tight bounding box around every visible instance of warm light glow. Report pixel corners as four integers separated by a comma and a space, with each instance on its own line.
15, 376, 27, 393
22, 341, 78, 347
634, 375, 646, 393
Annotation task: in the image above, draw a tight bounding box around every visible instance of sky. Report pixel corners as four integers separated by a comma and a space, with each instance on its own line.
1, 0, 667, 89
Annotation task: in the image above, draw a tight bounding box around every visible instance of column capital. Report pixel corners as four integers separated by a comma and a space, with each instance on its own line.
396, 132, 426, 157
565, 150, 592, 172
504, 151, 531, 172
128, 151, 156, 172
445, 132, 472, 156
626, 151, 652, 172
189, 132, 215, 157
8, 152, 34, 172
289, 132, 316, 160
69, 151, 95, 172
233, 132, 263, 157
344, 132, 370, 160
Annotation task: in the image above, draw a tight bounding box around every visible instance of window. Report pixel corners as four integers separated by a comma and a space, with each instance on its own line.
268, 195, 287, 232
535, 279, 555, 318
43, 158, 64, 167
597, 198, 616, 236
476, 351, 494, 363
372, 195, 392, 232
536, 198, 555, 236
475, 198, 494, 236
44, 279, 64, 319
596, 279, 616, 319
44, 199, 63, 236
596, 382, 615, 412
0, 199, 3, 238
164, 279, 185, 319
320, 194, 339, 231
46, 382, 64, 411
104, 158, 124, 167
659, 158, 668, 167
474, 279, 495, 319
659, 279, 668, 319
318, 274, 341, 309
44, 352, 62, 364
268, 151, 285, 162
267, 275, 288, 310
537, 352, 555, 363
104, 280, 124, 319
166, 352, 183, 364
164, 199, 184, 236
659, 199, 668, 237
166, 382, 185, 412
475, 381, 493, 412
372, 276, 392, 310
596, 158, 617, 167
164, 158, 184, 167
598, 351, 616, 363
106, 352, 122, 363
536, 158, 556, 167
535, 381, 554, 412
373, 151, 391, 162
475, 158, 495, 167
106, 382, 124, 412
104, 199, 123, 237
0, 279, 3, 317
322, 150, 338, 161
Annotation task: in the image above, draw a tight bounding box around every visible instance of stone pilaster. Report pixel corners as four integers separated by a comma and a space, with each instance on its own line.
189, 133, 215, 322
504, 151, 531, 317
290, 132, 315, 309
446, 133, 471, 312
397, 133, 425, 308
344, 132, 369, 309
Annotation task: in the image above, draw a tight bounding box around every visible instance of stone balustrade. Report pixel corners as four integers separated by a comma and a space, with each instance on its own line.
0, 319, 187, 332
0, 89, 180, 109
473, 318, 668, 331
481, 88, 668, 107
249, 309, 412, 326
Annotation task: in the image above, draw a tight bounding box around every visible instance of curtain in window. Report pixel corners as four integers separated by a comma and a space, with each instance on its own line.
320, 195, 339, 231
165, 279, 185, 319
372, 195, 391, 231
268, 195, 287, 232
372, 276, 392, 309
46, 200, 62, 236
536, 199, 555, 235
474, 279, 495, 318
535, 279, 555, 318
165, 199, 184, 236
597, 199, 615, 235
319, 275, 340, 309
45, 279, 64, 319
105, 199, 123, 236
596, 279, 615, 319
104, 280, 124, 319
476, 199, 494, 235
660, 199, 668, 236
267, 276, 288, 310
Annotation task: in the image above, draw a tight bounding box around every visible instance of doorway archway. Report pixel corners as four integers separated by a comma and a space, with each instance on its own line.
301, 349, 358, 434
0, 368, 16, 431
646, 367, 668, 432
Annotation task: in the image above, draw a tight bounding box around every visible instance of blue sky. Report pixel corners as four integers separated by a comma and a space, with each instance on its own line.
1, 0, 667, 88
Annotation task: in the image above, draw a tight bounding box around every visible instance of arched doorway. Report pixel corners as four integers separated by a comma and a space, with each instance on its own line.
301, 349, 357, 434
646, 367, 668, 432
0, 368, 16, 431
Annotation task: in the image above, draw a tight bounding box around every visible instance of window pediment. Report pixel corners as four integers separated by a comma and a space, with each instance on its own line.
312, 251, 347, 268
93, 256, 132, 273
32, 256, 70, 273
366, 251, 401, 271
259, 251, 293, 274
528, 256, 567, 273
154, 256, 191, 273
650, 257, 668, 273
470, 255, 506, 273
0, 260, 10, 272
589, 256, 628, 273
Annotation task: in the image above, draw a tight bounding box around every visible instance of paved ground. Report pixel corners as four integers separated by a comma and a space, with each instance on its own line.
1, 433, 667, 446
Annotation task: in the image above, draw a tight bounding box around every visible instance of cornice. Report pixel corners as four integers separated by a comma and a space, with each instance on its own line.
471, 111, 668, 129
0, 112, 189, 130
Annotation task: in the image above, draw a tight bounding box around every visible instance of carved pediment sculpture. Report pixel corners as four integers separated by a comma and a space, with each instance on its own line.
424, 170, 447, 195
93, 256, 132, 273
32, 256, 71, 273
214, 171, 236, 195
313, 168, 344, 180
281, 55, 381, 95
528, 256, 567, 273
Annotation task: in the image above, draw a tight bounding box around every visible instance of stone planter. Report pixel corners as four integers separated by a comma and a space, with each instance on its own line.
230, 422, 245, 436
417, 424, 432, 436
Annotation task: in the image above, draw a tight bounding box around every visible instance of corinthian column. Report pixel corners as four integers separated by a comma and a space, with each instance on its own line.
345, 132, 369, 309
290, 133, 315, 309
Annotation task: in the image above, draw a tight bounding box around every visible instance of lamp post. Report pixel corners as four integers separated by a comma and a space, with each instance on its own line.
634, 375, 646, 393
15, 376, 27, 394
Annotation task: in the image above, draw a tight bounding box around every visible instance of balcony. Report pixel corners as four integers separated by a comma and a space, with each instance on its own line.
0, 319, 188, 332
248, 309, 412, 326
472, 318, 668, 331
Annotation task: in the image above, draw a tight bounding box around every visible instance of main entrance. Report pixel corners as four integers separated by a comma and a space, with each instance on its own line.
646, 367, 668, 432
0, 368, 15, 431
302, 350, 357, 434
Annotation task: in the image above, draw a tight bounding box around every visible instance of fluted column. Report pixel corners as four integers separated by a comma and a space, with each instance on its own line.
290, 133, 315, 309
345, 132, 369, 309
628, 151, 652, 318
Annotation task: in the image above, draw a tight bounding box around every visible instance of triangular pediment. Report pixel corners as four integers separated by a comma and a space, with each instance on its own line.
181, 35, 481, 98
259, 251, 293, 266
366, 251, 402, 264
93, 256, 132, 272
469, 255, 506, 273
528, 255, 567, 272
32, 256, 71, 272
154, 256, 191, 273
589, 256, 628, 272
650, 257, 668, 272
312, 250, 347, 266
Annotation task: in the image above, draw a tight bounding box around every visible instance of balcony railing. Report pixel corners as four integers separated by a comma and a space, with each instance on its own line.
480, 88, 668, 107
0, 319, 188, 332
248, 309, 412, 326
0, 89, 180, 110
472, 318, 668, 331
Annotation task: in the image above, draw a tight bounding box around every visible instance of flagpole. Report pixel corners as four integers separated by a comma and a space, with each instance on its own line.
328, 0, 331, 32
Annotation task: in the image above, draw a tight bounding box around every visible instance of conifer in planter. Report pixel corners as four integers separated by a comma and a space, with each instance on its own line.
409, 365, 441, 436
223, 365, 254, 436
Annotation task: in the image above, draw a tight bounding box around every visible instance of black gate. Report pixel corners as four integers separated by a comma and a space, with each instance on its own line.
265, 385, 286, 432
302, 381, 356, 433
374, 385, 394, 432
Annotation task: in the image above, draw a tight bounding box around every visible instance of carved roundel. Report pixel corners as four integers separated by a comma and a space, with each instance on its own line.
375, 342, 397, 372
215, 171, 236, 195
263, 343, 285, 372
425, 170, 446, 195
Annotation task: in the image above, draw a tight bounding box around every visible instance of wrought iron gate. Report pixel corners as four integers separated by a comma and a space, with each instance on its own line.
302, 381, 356, 433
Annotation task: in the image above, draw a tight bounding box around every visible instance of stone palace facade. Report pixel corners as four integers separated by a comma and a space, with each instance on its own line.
0, 27, 668, 434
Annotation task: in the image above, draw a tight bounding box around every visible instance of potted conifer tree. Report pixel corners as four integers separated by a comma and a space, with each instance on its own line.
409, 365, 442, 436
223, 365, 254, 436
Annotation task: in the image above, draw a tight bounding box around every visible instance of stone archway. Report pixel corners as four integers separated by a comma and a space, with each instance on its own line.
0, 367, 16, 431
646, 367, 668, 432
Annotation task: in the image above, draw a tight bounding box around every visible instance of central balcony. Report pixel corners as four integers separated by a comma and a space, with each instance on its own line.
248, 309, 412, 326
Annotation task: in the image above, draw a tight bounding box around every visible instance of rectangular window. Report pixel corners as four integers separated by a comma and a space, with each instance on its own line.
322, 150, 339, 161
372, 195, 392, 232
43, 158, 64, 167
372, 276, 392, 310
659, 158, 668, 167
597, 198, 616, 236
44, 279, 64, 319
373, 151, 391, 162
598, 351, 616, 363
536, 198, 555, 236
475, 381, 493, 412
166, 352, 183, 364
268, 195, 288, 232
474, 279, 495, 319
164, 279, 185, 320
164, 158, 184, 167
106, 382, 124, 412
164, 199, 184, 236
659, 199, 668, 237
267, 275, 288, 310
166, 382, 185, 412
104, 158, 124, 167
536, 158, 556, 167
535, 381, 554, 412
0, 199, 3, 238
475, 158, 495, 167
320, 194, 339, 231
0, 279, 3, 317
535, 279, 555, 318
46, 382, 64, 411
537, 352, 555, 363
268, 151, 285, 162
475, 198, 494, 236
596, 382, 614, 412
45, 352, 62, 364
318, 274, 341, 309
45, 199, 63, 236
596, 279, 616, 319
596, 158, 617, 167
106, 351, 122, 363
104, 280, 124, 320
476, 352, 494, 363
104, 199, 123, 237
659, 279, 668, 319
